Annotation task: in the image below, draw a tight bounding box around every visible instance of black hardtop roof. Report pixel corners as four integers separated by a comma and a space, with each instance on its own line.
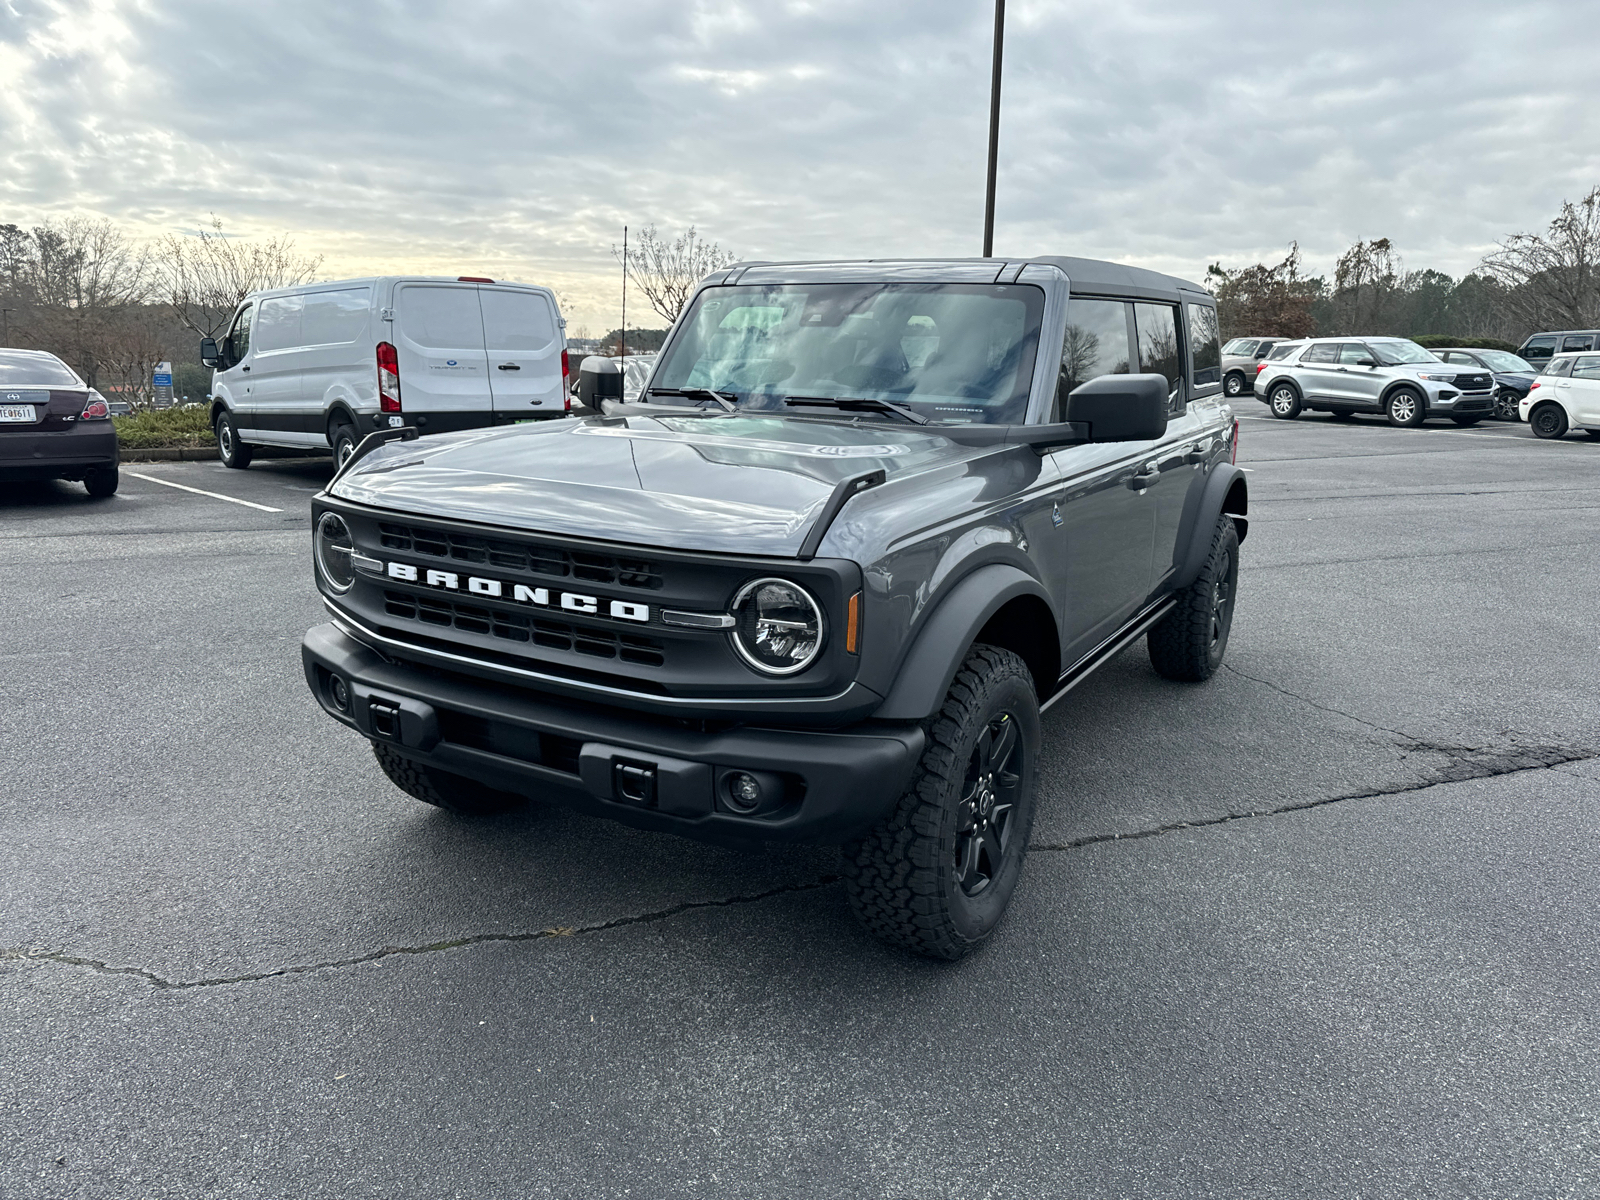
717, 256, 1211, 302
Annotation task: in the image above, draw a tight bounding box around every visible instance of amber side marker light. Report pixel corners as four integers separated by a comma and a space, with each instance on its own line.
846, 592, 861, 654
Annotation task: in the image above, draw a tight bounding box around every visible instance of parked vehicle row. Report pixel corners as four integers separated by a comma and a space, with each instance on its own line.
1220, 336, 1286, 398
1253, 336, 1497, 426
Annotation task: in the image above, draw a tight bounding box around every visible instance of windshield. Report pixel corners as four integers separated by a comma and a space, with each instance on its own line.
1367, 339, 1439, 366
0, 351, 80, 387
651, 283, 1045, 424
1476, 350, 1534, 373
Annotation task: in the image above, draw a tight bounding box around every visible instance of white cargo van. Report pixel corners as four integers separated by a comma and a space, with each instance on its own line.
200, 276, 569, 468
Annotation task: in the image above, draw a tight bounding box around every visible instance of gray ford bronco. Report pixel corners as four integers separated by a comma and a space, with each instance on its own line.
302, 256, 1247, 960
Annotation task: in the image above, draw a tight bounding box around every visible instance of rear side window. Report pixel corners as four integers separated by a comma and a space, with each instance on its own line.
1056, 297, 1131, 412
301, 288, 371, 347
1561, 335, 1595, 352
1267, 343, 1299, 361
1542, 357, 1574, 378
1186, 303, 1221, 387
1572, 355, 1600, 380
481, 289, 556, 353
1133, 304, 1183, 409
254, 295, 304, 353
400, 286, 485, 349
1302, 343, 1338, 364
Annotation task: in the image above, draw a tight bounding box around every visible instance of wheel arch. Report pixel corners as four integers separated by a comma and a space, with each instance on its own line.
1171, 464, 1249, 590
1380, 380, 1427, 414
325, 400, 360, 444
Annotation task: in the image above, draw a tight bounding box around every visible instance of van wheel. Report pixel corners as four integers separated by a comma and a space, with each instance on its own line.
1530, 404, 1568, 439
371, 741, 526, 816
1386, 387, 1426, 427
841, 645, 1040, 961
1224, 372, 1246, 397
331, 422, 359, 468
1148, 515, 1239, 683
1268, 383, 1301, 419
216, 411, 253, 468
83, 466, 119, 498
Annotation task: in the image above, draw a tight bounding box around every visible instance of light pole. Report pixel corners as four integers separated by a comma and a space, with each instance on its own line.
982, 0, 1005, 258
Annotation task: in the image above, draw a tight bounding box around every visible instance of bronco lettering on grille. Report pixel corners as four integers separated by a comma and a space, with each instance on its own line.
385, 561, 649, 623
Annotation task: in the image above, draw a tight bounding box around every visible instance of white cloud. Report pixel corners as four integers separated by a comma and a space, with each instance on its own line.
1, 0, 1596, 330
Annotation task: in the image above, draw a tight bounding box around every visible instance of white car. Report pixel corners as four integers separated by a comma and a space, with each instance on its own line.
1520, 351, 1600, 440
201, 275, 570, 469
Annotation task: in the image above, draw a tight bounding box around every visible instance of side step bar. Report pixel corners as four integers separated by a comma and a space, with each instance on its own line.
1040, 597, 1177, 714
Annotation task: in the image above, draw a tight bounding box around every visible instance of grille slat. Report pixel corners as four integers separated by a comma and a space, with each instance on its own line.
377, 522, 662, 590
383, 590, 665, 667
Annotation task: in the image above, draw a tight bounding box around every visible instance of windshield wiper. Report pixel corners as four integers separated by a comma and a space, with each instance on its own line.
783, 395, 928, 425
647, 387, 738, 411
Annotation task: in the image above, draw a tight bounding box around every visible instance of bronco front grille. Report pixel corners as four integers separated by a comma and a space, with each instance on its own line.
377, 522, 663, 590
383, 590, 666, 666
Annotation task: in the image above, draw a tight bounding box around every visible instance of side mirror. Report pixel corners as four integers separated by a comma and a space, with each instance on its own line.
1063, 374, 1169, 442
1356, 357, 1378, 368
577, 356, 624, 411
200, 337, 219, 368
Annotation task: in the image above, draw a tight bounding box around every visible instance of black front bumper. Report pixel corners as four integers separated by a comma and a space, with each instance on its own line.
303, 623, 924, 845
0, 425, 117, 481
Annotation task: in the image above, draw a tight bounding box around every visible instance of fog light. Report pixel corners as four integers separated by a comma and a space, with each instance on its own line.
329, 675, 350, 712
726, 771, 762, 812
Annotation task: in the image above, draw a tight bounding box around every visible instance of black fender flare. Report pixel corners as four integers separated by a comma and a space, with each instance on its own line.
326, 402, 359, 443
872, 564, 1054, 722
1172, 463, 1249, 590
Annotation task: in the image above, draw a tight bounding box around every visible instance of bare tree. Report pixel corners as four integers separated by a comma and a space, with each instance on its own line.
1480, 186, 1600, 335
612, 225, 736, 324
1204, 244, 1320, 339
154, 216, 323, 341
16, 217, 152, 385
1326, 237, 1403, 335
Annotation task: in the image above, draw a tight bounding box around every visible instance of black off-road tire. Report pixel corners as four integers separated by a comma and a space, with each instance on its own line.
331, 422, 358, 469
1386, 387, 1426, 427
83, 466, 118, 498
216, 411, 253, 468
371, 741, 526, 816
841, 645, 1041, 961
1530, 404, 1568, 440
1268, 382, 1301, 419
1148, 515, 1240, 683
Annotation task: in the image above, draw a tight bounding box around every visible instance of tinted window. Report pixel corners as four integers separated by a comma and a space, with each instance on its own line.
1572, 355, 1600, 380
1056, 298, 1131, 412
1561, 335, 1595, 352
1133, 303, 1182, 408
1253, 341, 1276, 359
1523, 337, 1558, 362
1337, 344, 1371, 365
1186, 302, 1221, 387
0, 351, 79, 386
1303, 343, 1338, 364
254, 295, 303, 353
481, 289, 556, 353
1267, 343, 1301, 361
1542, 357, 1573, 378
301, 288, 371, 346
227, 305, 253, 363
400, 285, 485, 349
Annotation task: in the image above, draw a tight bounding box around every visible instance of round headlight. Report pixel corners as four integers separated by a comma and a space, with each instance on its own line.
315, 512, 356, 593
731, 578, 825, 675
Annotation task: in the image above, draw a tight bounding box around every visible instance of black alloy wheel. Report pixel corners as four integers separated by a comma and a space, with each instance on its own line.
954, 713, 1023, 897
1495, 389, 1521, 421
1224, 372, 1246, 397
1531, 404, 1569, 440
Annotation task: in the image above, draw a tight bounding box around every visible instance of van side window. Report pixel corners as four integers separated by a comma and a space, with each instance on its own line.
254, 295, 304, 353
301, 288, 371, 347
1055, 298, 1131, 416
225, 304, 253, 366
1186, 302, 1221, 388
1134, 303, 1183, 412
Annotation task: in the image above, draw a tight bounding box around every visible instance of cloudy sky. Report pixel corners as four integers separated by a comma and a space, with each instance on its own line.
2, 0, 1597, 332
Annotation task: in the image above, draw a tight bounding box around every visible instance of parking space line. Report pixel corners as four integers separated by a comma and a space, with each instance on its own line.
124, 471, 284, 512
1235, 413, 1588, 447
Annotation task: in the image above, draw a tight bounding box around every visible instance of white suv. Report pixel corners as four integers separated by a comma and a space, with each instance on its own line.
1520, 352, 1600, 440
1253, 336, 1496, 427
202, 276, 569, 469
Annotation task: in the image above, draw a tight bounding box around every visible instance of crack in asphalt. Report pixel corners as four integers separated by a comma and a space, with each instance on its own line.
1221, 664, 1416, 740
1, 876, 841, 992
1030, 745, 1599, 852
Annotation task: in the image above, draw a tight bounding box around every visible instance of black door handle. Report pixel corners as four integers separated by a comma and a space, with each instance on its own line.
241, 365, 250, 372
1185, 445, 1210, 465
1128, 470, 1160, 490
497, 363, 521, 371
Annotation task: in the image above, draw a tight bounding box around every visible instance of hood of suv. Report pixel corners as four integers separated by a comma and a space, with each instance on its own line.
328, 414, 995, 556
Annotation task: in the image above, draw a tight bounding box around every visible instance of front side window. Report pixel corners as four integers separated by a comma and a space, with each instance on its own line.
1187, 302, 1221, 387
1302, 343, 1338, 364
226, 305, 254, 366
1056, 297, 1131, 414
654, 282, 1045, 425
1134, 304, 1182, 408
1338, 344, 1372, 365
1571, 355, 1600, 380
1522, 337, 1557, 362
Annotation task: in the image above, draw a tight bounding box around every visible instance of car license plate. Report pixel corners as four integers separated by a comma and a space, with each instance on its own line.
0, 404, 37, 423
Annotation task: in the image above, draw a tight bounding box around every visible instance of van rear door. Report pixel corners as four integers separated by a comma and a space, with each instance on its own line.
479, 286, 564, 418
392, 283, 492, 427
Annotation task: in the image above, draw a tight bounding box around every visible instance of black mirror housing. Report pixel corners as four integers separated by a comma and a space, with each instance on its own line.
1356, 358, 1377, 368
1064, 373, 1169, 442
200, 337, 219, 368
577, 356, 624, 411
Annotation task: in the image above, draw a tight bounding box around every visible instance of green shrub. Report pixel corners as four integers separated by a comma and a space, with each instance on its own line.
112, 406, 215, 449
1411, 334, 1520, 353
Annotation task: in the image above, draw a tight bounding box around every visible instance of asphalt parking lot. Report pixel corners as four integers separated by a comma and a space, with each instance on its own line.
4, 411, 1599, 1198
